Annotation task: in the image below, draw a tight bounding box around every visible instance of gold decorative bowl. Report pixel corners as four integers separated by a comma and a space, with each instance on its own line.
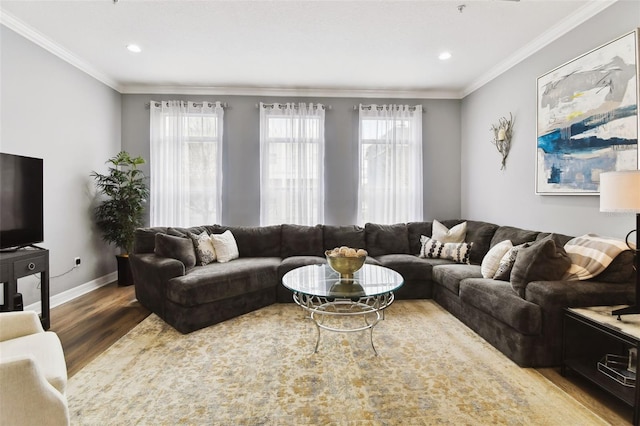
325, 250, 366, 279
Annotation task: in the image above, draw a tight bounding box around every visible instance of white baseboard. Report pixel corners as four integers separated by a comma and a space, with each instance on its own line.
24, 272, 118, 313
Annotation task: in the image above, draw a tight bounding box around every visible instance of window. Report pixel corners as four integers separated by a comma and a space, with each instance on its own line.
357, 104, 423, 224
149, 101, 224, 227
259, 103, 325, 225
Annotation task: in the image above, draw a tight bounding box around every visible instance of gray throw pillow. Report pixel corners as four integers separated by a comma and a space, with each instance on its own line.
510, 235, 571, 298
155, 233, 197, 268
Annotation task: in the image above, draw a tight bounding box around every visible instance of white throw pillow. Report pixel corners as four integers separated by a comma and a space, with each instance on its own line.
480, 240, 513, 278
432, 219, 467, 243
210, 230, 239, 263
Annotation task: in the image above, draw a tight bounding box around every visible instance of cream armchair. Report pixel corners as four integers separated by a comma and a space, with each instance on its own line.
0, 311, 69, 426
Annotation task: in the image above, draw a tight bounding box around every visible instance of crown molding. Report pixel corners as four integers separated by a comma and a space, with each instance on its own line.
462, 0, 619, 97
1, 1, 620, 100
119, 84, 462, 100
0, 9, 122, 92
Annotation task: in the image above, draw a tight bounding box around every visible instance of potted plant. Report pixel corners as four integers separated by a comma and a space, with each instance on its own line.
91, 151, 149, 286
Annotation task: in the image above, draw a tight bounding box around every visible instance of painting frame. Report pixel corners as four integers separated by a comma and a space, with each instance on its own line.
535, 28, 640, 195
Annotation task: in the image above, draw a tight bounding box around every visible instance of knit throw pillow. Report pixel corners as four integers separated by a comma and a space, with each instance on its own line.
419, 235, 472, 264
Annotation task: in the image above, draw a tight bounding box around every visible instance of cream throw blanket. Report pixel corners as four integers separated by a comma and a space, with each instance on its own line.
563, 233, 632, 280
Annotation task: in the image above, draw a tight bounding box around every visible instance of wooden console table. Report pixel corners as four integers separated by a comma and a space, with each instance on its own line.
0, 248, 50, 329
562, 306, 640, 425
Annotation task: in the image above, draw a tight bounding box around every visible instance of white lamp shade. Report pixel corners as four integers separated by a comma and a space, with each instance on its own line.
600, 170, 640, 212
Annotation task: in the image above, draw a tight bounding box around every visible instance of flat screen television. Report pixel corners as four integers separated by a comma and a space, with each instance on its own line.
0, 153, 44, 250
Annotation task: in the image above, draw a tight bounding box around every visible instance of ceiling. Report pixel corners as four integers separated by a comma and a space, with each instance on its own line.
0, 0, 618, 98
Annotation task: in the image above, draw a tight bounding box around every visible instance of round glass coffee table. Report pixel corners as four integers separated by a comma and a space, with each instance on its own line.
282, 263, 404, 355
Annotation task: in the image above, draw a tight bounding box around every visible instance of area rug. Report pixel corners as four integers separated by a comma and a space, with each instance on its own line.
67, 300, 605, 425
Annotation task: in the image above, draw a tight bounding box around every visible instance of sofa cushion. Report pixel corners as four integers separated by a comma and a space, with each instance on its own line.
374, 254, 435, 281
281, 224, 324, 258
323, 225, 366, 251
224, 225, 282, 258
432, 264, 482, 295
407, 222, 432, 255
133, 227, 168, 254
166, 258, 281, 307
460, 278, 542, 335
465, 221, 500, 265
510, 235, 571, 298
365, 223, 410, 257
490, 226, 538, 247
155, 233, 196, 268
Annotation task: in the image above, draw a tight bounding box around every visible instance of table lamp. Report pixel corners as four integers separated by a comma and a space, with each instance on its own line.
600, 170, 640, 317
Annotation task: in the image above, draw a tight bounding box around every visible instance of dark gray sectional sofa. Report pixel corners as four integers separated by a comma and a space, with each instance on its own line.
129, 220, 635, 367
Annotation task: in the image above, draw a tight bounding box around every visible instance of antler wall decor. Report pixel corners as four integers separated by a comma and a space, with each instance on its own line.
490, 113, 514, 170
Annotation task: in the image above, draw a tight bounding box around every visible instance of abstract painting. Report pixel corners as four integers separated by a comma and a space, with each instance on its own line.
536, 29, 639, 195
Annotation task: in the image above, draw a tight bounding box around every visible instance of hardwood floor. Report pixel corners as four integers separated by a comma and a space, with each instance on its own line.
51, 285, 632, 424
49, 282, 149, 378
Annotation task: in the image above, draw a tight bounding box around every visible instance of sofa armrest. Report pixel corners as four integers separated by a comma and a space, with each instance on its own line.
0, 356, 70, 425
130, 253, 186, 315
525, 279, 634, 311
0, 311, 44, 342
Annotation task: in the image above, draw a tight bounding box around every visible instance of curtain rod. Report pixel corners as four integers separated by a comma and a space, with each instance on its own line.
354, 105, 424, 113
146, 101, 229, 109
256, 103, 332, 110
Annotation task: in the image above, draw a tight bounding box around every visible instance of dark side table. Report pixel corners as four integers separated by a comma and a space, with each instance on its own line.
562, 306, 640, 425
0, 248, 50, 329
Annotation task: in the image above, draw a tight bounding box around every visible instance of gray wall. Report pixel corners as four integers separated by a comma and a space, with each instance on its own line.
122, 95, 462, 226
461, 1, 640, 241
1, 26, 122, 305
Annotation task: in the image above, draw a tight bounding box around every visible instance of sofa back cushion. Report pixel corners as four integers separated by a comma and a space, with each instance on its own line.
465, 220, 499, 265
365, 223, 409, 257
407, 222, 432, 255
133, 227, 168, 254
491, 226, 539, 247
535, 232, 574, 247
221, 225, 282, 258
323, 225, 366, 251
281, 224, 324, 258
597, 250, 635, 283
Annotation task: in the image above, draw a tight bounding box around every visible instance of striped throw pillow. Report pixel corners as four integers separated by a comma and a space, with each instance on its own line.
419, 235, 472, 264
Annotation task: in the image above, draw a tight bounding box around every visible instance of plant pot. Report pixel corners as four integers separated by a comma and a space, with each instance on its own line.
116, 254, 134, 286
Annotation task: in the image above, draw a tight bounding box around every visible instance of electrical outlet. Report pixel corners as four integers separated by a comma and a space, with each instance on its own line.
74, 257, 81, 266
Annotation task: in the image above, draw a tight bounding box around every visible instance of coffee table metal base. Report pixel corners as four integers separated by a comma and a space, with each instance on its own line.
292, 292, 395, 356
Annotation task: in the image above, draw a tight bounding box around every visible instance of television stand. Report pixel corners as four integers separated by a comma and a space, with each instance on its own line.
0, 248, 50, 329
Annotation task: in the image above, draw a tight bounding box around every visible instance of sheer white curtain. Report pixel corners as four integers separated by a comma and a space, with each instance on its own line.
259, 102, 325, 226
149, 100, 224, 227
357, 104, 423, 224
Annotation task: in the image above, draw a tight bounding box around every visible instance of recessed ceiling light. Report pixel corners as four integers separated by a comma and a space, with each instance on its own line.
439, 52, 452, 61
127, 44, 142, 53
